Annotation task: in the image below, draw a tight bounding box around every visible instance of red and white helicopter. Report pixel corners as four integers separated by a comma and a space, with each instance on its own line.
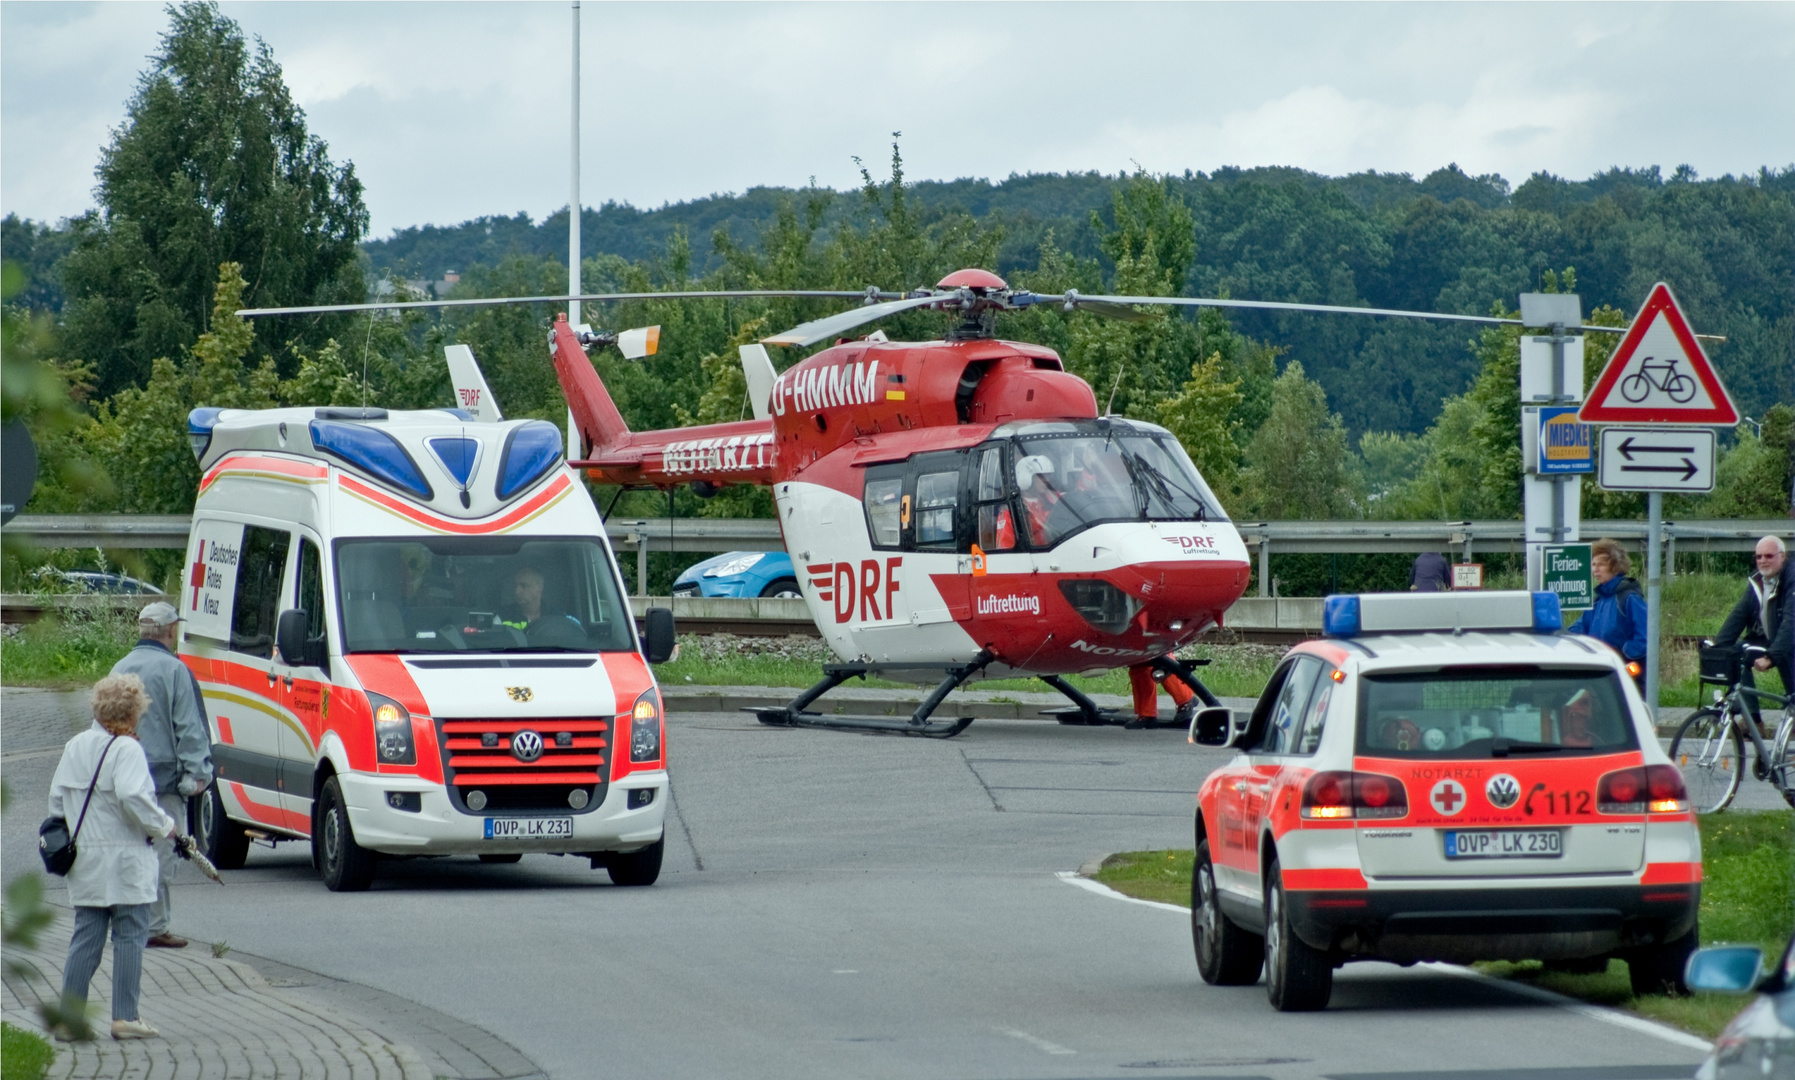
244, 272, 1607, 737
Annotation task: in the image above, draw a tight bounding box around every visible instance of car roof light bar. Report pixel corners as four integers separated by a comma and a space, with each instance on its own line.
1323, 591, 1563, 637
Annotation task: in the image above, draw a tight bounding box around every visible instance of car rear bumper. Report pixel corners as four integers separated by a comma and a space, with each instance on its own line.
1285, 882, 1700, 963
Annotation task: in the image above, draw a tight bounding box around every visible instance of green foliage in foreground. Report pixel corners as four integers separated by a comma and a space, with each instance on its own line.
1094, 811, 1795, 1038
0, 609, 140, 689
1, 1022, 54, 1080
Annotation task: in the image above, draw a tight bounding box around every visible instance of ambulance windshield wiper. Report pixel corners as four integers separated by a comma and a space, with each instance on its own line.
1489, 737, 1569, 757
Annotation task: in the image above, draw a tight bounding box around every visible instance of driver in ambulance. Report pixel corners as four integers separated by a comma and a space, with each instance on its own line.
499, 565, 585, 646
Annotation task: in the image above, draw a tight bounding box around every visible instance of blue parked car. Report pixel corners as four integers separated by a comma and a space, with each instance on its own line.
672, 551, 800, 599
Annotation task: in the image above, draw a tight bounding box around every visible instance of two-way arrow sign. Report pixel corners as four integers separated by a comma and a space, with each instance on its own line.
1598, 428, 1715, 492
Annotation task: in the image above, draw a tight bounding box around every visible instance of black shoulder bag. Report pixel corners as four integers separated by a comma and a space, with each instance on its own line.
39, 736, 119, 876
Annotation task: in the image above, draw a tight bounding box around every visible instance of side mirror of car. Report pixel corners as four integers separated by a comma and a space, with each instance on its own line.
276, 609, 308, 667
1685, 946, 1765, 994
1188, 706, 1238, 747
642, 607, 676, 664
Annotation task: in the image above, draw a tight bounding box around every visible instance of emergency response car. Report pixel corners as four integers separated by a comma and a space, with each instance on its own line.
1187, 590, 1701, 1011
179, 404, 674, 892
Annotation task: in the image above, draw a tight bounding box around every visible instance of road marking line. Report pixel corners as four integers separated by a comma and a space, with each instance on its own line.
1421, 962, 1713, 1052
997, 1027, 1075, 1055
1, 747, 66, 762
1055, 871, 1714, 1054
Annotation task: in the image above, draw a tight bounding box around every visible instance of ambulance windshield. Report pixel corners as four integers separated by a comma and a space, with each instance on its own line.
335, 537, 635, 653
1356, 668, 1639, 758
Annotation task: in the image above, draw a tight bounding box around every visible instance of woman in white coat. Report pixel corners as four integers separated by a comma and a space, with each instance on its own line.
48, 672, 180, 1041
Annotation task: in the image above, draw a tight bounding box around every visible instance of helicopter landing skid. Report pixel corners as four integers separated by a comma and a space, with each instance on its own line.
749, 652, 993, 738
1038, 656, 1222, 726
1038, 675, 1128, 726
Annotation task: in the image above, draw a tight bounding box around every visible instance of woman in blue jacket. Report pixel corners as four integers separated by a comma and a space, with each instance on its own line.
1568, 537, 1648, 691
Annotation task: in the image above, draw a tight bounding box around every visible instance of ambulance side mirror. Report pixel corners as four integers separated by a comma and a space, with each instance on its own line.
277, 609, 308, 667
1189, 706, 1239, 747
642, 607, 676, 664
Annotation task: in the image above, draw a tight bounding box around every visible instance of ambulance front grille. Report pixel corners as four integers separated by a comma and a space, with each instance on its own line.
436, 718, 610, 814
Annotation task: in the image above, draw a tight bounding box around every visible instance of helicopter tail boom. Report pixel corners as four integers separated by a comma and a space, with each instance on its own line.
552, 313, 632, 457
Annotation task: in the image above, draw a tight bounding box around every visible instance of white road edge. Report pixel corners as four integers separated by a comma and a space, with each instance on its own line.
1056, 870, 1714, 1054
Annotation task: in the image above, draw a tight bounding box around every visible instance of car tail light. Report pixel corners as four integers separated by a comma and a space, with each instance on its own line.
1301, 771, 1407, 820
1598, 765, 1687, 814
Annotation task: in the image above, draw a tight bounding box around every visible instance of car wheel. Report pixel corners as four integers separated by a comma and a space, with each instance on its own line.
606, 837, 664, 887
1264, 857, 1332, 1011
478, 853, 523, 864
315, 776, 377, 892
758, 578, 802, 600
193, 784, 250, 870
1627, 919, 1698, 997
1192, 837, 1263, 985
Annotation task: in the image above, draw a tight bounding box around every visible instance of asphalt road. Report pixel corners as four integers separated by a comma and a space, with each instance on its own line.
2, 687, 1717, 1080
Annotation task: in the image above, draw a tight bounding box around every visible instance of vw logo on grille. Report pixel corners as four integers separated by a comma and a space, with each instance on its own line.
511, 729, 545, 763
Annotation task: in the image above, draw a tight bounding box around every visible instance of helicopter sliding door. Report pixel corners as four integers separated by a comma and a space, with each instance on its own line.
859, 450, 972, 632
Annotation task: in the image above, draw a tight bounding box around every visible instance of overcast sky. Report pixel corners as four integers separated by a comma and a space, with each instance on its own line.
4, 2, 1792, 241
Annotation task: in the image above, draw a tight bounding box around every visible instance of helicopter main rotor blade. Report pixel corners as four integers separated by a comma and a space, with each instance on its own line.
235, 289, 876, 319
761, 292, 952, 348
1065, 293, 1629, 335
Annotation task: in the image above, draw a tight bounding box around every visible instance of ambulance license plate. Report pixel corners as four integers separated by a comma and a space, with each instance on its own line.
484, 816, 573, 840
1445, 829, 1562, 859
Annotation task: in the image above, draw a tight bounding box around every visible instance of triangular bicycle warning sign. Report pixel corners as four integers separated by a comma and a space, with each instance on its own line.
1579, 282, 1739, 426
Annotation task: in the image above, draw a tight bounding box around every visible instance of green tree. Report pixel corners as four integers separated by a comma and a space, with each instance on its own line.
1158, 352, 1244, 499
1240, 361, 1362, 518
60, 1, 367, 397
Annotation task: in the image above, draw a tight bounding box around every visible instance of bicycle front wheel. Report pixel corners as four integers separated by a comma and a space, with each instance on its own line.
1671, 707, 1744, 813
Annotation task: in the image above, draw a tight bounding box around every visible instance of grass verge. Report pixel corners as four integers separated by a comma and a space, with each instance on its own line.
2, 1022, 55, 1080
1092, 810, 1794, 1039
1, 608, 139, 689
659, 634, 1285, 699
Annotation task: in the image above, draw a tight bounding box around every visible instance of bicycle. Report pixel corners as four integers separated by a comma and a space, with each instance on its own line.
1621, 356, 1698, 404
1668, 643, 1795, 813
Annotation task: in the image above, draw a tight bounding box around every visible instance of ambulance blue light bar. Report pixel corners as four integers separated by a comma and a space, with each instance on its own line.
496, 421, 564, 499
309, 420, 434, 499
187, 407, 224, 460
1323, 591, 1563, 637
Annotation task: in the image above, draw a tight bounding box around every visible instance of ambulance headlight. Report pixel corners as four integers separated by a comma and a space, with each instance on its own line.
367, 691, 417, 765
629, 690, 662, 763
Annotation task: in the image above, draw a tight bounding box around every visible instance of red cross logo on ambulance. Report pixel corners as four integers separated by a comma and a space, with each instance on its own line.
1430, 778, 1467, 817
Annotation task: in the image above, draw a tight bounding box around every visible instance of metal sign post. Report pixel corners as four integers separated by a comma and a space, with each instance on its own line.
1584, 284, 1738, 721
1518, 293, 1586, 591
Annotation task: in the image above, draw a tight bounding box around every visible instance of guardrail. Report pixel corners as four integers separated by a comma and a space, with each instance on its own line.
0, 591, 1320, 637
6, 514, 1785, 602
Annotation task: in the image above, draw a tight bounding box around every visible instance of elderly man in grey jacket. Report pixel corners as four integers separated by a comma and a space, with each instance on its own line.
109, 602, 212, 948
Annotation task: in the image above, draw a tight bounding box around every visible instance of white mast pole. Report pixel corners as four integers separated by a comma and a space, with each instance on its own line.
567, 1, 581, 459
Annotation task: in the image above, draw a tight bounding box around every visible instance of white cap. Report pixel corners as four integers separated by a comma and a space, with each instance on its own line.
138, 601, 183, 628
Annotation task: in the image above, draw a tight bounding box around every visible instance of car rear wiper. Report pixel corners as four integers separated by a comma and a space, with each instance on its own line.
1491, 737, 1569, 757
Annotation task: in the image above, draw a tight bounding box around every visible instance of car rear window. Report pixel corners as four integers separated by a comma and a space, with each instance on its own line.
1356, 667, 1638, 758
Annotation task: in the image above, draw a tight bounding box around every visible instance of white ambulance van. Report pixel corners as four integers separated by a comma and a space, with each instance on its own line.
179, 404, 674, 891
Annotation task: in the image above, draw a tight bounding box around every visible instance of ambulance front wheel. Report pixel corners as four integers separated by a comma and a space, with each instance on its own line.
194, 784, 250, 871
1264, 857, 1332, 1011
1192, 838, 1263, 986
316, 776, 377, 892
606, 837, 664, 887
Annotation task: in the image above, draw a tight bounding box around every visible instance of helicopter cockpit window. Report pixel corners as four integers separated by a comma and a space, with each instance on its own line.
1011, 429, 1229, 548
915, 471, 959, 547
864, 477, 904, 548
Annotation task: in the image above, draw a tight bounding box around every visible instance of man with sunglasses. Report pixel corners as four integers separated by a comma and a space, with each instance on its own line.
1714, 536, 1795, 730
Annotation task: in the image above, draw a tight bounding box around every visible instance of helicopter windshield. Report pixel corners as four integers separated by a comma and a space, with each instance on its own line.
1010, 428, 1228, 548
